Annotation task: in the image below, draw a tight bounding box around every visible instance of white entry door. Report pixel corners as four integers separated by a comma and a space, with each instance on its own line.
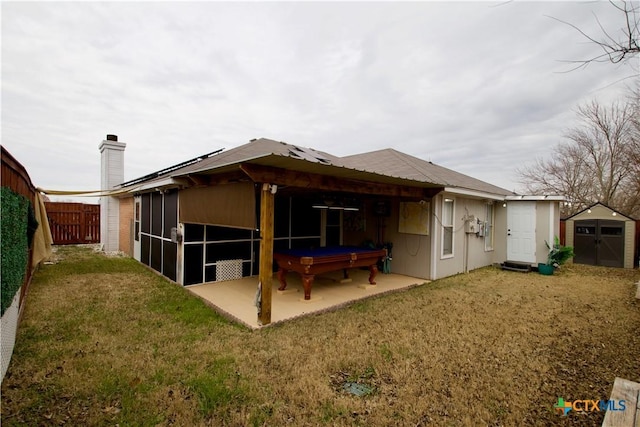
507, 202, 536, 263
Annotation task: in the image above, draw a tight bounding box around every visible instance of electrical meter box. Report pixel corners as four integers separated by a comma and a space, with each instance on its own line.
478, 221, 486, 237
465, 215, 477, 234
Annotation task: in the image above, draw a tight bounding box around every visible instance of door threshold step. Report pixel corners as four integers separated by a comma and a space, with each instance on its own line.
501, 261, 532, 273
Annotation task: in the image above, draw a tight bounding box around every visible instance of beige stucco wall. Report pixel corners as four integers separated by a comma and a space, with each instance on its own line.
492, 202, 508, 264
534, 201, 561, 265
119, 197, 134, 256
433, 194, 497, 280
343, 198, 432, 280
385, 199, 431, 279
565, 204, 635, 269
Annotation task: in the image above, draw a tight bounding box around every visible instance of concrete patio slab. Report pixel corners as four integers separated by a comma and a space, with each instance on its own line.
187, 269, 428, 329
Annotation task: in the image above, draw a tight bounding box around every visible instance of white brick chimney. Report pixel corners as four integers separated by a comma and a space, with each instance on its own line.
99, 134, 126, 252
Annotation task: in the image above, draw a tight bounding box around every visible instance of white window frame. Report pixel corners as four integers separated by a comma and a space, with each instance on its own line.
441, 197, 454, 259
484, 202, 494, 251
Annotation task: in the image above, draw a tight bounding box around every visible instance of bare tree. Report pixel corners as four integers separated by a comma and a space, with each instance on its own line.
518, 98, 640, 218
549, 0, 639, 70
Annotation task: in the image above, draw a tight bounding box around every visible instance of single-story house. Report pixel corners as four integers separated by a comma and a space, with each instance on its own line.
99, 135, 563, 324
565, 202, 636, 269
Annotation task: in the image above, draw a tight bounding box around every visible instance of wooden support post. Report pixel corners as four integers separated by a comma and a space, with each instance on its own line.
258, 183, 275, 325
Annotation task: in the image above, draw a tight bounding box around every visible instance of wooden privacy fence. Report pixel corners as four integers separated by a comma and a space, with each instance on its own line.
45, 202, 100, 245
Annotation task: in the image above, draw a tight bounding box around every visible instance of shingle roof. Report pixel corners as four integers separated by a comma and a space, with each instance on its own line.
171, 138, 342, 176
126, 138, 513, 197
341, 148, 513, 196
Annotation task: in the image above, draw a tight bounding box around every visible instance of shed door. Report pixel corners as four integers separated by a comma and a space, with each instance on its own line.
574, 220, 624, 268
507, 202, 536, 263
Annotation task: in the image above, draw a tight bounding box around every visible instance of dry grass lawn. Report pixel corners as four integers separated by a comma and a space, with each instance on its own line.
1, 246, 638, 426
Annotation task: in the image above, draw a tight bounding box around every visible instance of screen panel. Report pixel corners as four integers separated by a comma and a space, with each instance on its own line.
163, 191, 178, 237
151, 193, 163, 236
184, 244, 204, 285
163, 241, 177, 281
141, 194, 151, 233
150, 237, 162, 272
140, 234, 150, 266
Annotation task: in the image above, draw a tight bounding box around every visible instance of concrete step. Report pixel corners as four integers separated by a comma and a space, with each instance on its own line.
501, 261, 532, 273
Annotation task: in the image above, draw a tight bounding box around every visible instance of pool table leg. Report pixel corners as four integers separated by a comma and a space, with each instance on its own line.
368, 264, 378, 285
302, 274, 314, 300
277, 268, 288, 291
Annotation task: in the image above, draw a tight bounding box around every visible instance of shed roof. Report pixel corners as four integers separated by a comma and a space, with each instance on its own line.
566, 202, 636, 221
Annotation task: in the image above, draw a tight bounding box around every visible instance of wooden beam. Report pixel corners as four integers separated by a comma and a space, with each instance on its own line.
182, 171, 250, 187
239, 163, 442, 199
184, 174, 210, 186
258, 183, 274, 325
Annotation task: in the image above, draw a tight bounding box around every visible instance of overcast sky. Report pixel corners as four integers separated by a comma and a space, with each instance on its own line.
2, 1, 636, 201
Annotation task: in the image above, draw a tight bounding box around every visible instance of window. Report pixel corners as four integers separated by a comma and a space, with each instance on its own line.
441, 198, 454, 257
134, 200, 140, 242
484, 203, 494, 251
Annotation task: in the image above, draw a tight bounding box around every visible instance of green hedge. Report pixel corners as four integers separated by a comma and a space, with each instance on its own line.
1, 187, 30, 316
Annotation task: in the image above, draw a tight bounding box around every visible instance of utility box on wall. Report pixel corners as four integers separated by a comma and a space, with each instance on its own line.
464, 215, 477, 234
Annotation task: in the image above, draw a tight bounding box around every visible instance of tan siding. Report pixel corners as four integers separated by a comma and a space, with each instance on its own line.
384, 199, 431, 279
119, 197, 134, 256
624, 221, 635, 269
434, 195, 496, 279
566, 219, 575, 264
492, 202, 508, 264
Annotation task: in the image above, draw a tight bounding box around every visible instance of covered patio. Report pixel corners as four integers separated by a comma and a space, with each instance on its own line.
187, 269, 428, 329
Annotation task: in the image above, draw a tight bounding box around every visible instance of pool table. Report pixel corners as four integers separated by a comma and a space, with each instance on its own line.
273, 246, 387, 300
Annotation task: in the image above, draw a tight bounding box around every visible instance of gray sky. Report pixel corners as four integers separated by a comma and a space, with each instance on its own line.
2, 1, 636, 201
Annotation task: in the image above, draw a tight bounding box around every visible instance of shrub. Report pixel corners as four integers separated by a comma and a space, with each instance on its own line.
544, 236, 574, 268
1, 187, 31, 315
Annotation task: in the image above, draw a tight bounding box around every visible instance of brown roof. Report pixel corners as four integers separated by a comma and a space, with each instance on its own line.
174, 138, 342, 176
127, 138, 513, 196
341, 148, 513, 196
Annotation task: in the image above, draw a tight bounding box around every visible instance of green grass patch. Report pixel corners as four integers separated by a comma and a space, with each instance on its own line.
186, 357, 250, 418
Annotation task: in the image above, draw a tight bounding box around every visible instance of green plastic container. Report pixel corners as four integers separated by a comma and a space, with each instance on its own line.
538, 263, 554, 275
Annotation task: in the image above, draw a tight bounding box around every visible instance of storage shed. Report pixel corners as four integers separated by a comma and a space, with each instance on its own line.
565, 203, 636, 269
